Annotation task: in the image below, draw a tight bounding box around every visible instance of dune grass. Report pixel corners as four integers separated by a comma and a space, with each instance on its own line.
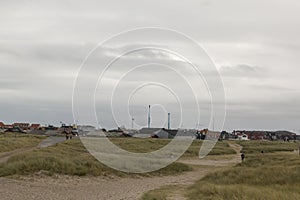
0, 132, 46, 153
186, 141, 300, 200
184, 140, 236, 157
141, 185, 180, 200
110, 138, 236, 157
0, 138, 192, 177
0, 138, 235, 177
238, 140, 299, 154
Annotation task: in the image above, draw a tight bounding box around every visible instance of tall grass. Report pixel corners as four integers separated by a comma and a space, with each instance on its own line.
110, 138, 236, 157
238, 140, 298, 154
0, 138, 191, 177
0, 133, 46, 153
186, 141, 300, 200
0, 138, 236, 177
184, 140, 236, 157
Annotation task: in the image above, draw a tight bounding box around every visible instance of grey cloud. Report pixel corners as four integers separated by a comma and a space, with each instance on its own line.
220, 64, 263, 78
0, 0, 299, 131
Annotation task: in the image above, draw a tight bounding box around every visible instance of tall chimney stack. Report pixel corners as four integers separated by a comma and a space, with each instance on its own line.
168, 112, 170, 130
148, 105, 151, 128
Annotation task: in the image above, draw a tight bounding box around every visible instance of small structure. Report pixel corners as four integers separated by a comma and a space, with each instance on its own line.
197, 129, 220, 140
176, 129, 196, 139
237, 133, 249, 140
13, 123, 30, 130
78, 125, 96, 136
30, 124, 41, 130
5, 126, 26, 133
0, 122, 13, 129
134, 128, 175, 139
134, 128, 164, 138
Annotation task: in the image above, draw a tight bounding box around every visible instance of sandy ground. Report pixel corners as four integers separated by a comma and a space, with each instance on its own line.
0, 146, 36, 164
0, 143, 242, 200
0, 136, 66, 164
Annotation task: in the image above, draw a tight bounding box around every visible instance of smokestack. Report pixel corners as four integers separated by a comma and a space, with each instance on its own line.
148, 105, 151, 128
131, 117, 134, 129
168, 113, 170, 130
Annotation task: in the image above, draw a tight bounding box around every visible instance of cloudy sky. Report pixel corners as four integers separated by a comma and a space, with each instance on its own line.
0, 0, 299, 132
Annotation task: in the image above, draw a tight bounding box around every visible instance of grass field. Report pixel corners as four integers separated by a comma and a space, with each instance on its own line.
0, 133, 46, 153
111, 138, 236, 157
0, 137, 235, 177
142, 185, 181, 200
184, 140, 236, 157
186, 141, 300, 200
238, 140, 299, 153
0, 138, 191, 177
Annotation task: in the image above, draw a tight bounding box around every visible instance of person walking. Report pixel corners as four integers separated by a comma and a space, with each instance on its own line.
241, 153, 245, 162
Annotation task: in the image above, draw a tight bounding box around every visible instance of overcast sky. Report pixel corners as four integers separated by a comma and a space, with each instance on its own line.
0, 0, 299, 132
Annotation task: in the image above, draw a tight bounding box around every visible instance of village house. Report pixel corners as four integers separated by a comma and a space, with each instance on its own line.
0, 122, 13, 129
175, 129, 196, 139
237, 133, 249, 140
30, 124, 41, 130
133, 128, 178, 139
232, 130, 297, 141
13, 123, 30, 130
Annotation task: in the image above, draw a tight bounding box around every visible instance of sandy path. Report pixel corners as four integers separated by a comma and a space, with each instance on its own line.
0, 143, 242, 200
0, 146, 36, 164
0, 136, 66, 164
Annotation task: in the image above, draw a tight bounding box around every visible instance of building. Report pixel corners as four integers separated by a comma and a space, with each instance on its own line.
134, 128, 165, 138
0, 122, 13, 129
13, 123, 30, 130
78, 125, 96, 136
30, 124, 41, 130
274, 131, 296, 141
196, 129, 220, 140
5, 126, 25, 133
232, 130, 297, 141
134, 128, 176, 139
176, 129, 196, 139
237, 133, 249, 140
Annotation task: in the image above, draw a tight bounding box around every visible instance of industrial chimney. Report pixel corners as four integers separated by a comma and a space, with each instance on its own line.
168, 112, 170, 130
148, 105, 151, 128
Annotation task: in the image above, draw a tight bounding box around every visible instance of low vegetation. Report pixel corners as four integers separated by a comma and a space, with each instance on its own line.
0, 138, 191, 177
111, 138, 236, 157
186, 141, 300, 200
142, 185, 180, 200
184, 140, 236, 157
0, 133, 46, 153
238, 140, 298, 154
0, 137, 236, 177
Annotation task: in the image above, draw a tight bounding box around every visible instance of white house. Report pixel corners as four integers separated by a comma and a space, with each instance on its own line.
238, 134, 249, 140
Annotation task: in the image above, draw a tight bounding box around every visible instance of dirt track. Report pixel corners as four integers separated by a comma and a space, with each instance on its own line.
0, 136, 66, 164
0, 143, 242, 200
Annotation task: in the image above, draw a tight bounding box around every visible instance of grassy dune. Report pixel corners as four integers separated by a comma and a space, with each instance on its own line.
0, 133, 46, 153
238, 140, 298, 153
111, 138, 236, 157
186, 141, 300, 200
0, 138, 235, 177
0, 138, 191, 177
184, 140, 236, 157
142, 185, 179, 200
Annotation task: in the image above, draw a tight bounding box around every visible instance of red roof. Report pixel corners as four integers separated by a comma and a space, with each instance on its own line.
30, 124, 41, 128
0, 122, 5, 127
